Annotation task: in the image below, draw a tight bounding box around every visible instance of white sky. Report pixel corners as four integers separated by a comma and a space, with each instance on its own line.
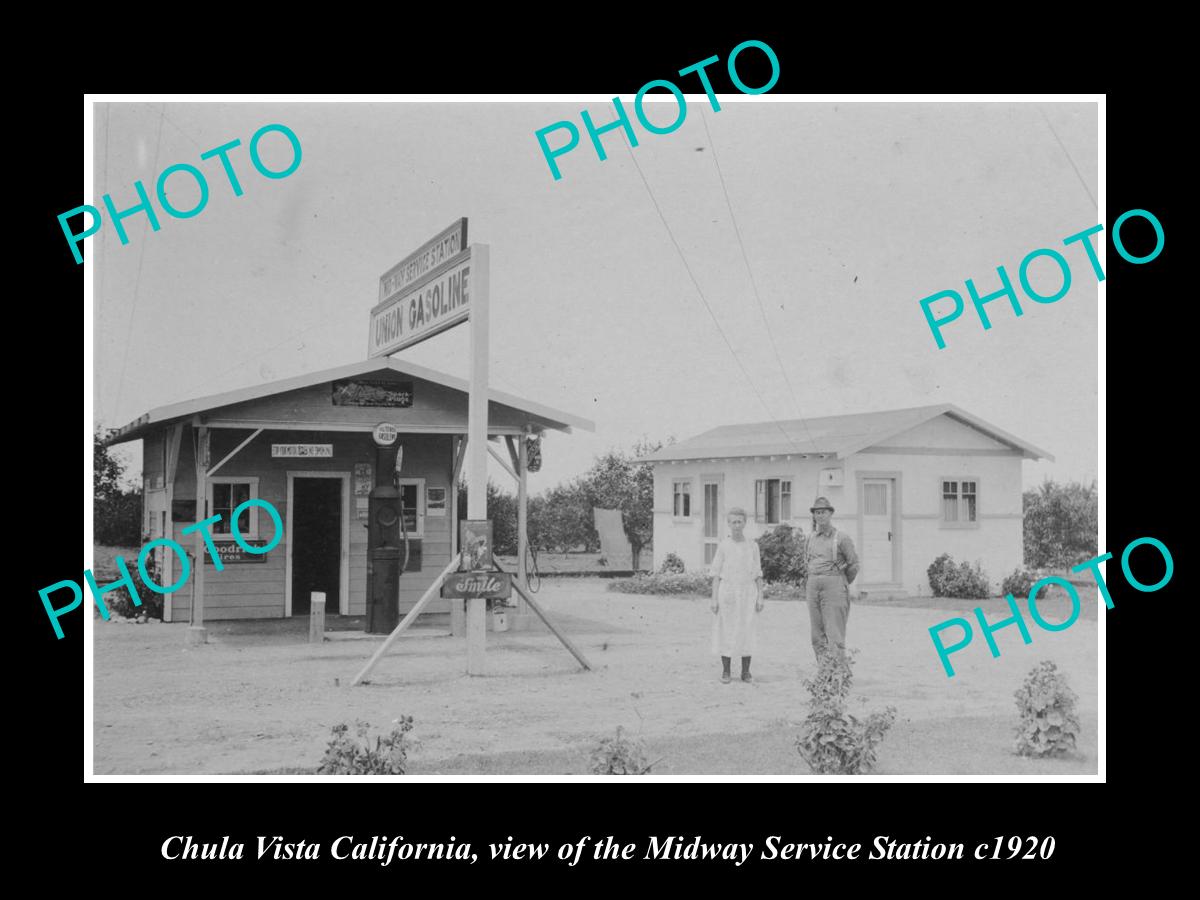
92, 99, 1098, 494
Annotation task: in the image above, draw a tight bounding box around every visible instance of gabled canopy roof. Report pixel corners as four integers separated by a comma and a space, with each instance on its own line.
641, 403, 1052, 463
105, 357, 594, 445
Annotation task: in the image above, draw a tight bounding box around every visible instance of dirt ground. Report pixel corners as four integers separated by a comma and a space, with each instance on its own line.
92, 578, 1099, 776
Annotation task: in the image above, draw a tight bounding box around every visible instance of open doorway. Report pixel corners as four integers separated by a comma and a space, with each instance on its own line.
287, 474, 348, 615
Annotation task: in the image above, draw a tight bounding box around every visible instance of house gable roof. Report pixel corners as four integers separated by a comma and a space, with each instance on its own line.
104, 357, 595, 445
642, 403, 1052, 463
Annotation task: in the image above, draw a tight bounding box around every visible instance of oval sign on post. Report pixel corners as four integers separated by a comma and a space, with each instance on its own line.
373, 423, 398, 446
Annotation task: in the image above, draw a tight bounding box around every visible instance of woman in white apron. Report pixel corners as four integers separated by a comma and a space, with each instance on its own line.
710, 507, 764, 683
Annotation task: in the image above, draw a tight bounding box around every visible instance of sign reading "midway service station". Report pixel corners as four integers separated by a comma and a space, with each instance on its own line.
369, 218, 471, 357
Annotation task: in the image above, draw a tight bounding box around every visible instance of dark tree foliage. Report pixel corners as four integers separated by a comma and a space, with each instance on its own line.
1023, 480, 1098, 569
94, 427, 142, 546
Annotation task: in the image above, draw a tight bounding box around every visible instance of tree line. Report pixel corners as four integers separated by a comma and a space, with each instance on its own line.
460, 439, 661, 567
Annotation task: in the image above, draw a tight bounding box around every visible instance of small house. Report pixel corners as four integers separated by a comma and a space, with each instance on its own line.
642, 404, 1051, 597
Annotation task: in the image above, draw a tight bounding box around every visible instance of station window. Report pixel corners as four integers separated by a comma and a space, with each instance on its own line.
208, 477, 260, 539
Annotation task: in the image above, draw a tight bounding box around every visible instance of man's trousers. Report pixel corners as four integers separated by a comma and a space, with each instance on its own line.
806, 574, 850, 659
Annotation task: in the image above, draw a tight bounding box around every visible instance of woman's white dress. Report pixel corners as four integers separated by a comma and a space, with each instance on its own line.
710, 537, 763, 657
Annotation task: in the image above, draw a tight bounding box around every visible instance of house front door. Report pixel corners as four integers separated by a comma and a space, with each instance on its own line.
860, 478, 895, 583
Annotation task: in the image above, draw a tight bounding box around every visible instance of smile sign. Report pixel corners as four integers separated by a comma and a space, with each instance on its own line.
441, 572, 512, 599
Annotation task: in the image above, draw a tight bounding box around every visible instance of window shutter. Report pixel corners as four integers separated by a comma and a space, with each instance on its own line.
755, 480, 766, 523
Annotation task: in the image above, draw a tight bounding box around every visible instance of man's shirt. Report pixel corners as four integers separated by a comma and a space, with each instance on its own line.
806, 525, 860, 584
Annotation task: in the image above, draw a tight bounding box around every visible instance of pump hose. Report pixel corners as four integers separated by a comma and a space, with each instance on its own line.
399, 498, 410, 573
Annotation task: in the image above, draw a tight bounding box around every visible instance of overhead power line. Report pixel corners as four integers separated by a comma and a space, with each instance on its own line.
620, 126, 810, 459
699, 108, 820, 452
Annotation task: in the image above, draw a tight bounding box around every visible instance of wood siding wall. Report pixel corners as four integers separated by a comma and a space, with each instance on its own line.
167, 425, 455, 621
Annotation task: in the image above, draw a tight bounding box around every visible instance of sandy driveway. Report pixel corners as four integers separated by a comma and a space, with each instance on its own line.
92, 578, 1099, 775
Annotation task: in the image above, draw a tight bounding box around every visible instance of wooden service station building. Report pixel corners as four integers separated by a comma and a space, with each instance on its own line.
106, 359, 591, 626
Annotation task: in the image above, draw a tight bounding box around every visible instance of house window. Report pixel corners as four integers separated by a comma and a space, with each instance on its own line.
673, 480, 692, 519
207, 477, 260, 539
941, 478, 979, 526
755, 479, 792, 524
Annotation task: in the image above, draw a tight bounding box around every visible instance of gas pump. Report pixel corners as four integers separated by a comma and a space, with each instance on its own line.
365, 438, 410, 634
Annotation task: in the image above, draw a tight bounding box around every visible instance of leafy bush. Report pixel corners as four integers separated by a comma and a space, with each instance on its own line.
606, 572, 712, 595
658, 553, 685, 574
588, 726, 658, 775
756, 525, 807, 584
999, 568, 1037, 599
763, 582, 804, 601
926, 553, 992, 599
1013, 661, 1081, 758
317, 718, 414, 774
795, 650, 896, 774
99, 543, 165, 620
1023, 480, 1098, 569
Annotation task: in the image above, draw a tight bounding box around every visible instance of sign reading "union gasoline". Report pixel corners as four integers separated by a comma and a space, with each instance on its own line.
369, 219, 471, 357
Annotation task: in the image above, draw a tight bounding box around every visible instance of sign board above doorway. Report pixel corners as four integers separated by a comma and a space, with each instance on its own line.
271, 444, 333, 458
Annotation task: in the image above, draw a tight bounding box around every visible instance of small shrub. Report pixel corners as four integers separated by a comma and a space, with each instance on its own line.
317, 718, 414, 774
999, 568, 1037, 599
756, 525, 807, 584
763, 582, 804, 601
588, 726, 657, 775
102, 539, 165, 620
1013, 661, 1081, 758
927, 553, 992, 599
658, 552, 686, 574
795, 650, 896, 775
606, 572, 713, 595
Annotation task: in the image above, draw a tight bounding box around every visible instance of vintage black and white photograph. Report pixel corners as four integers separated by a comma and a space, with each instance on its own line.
87, 96, 1099, 777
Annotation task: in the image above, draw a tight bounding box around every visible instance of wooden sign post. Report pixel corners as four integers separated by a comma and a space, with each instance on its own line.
355, 221, 495, 681
188, 421, 209, 645
465, 243, 489, 675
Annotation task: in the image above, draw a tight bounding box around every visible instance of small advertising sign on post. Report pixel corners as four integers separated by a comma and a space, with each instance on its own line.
459, 520, 493, 572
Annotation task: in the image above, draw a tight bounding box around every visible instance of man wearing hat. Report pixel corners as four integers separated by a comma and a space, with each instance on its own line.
804, 496, 860, 660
